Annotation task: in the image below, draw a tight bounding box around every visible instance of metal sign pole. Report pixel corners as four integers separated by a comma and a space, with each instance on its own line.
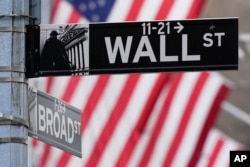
0, 0, 30, 166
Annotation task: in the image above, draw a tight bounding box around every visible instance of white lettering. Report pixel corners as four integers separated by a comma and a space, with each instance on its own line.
203, 33, 213, 47
234, 155, 241, 162
60, 115, 67, 142
37, 103, 81, 144
133, 36, 156, 63
53, 112, 60, 138
74, 121, 81, 135
105, 34, 202, 64
234, 155, 247, 162
214, 32, 225, 47
241, 155, 247, 162
105, 36, 133, 63
182, 34, 200, 61
160, 35, 178, 62
46, 107, 53, 136
68, 118, 74, 143
203, 32, 225, 47
55, 99, 66, 114
38, 104, 46, 132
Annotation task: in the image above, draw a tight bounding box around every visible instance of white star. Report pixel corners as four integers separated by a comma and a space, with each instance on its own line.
79, 3, 87, 12
89, 1, 97, 10
98, 0, 106, 7
91, 14, 100, 22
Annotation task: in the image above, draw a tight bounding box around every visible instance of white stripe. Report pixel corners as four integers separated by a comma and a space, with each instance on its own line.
137, 0, 164, 21
47, 76, 71, 98
107, 0, 134, 22
214, 134, 240, 167
99, 74, 159, 166
46, 148, 63, 167
127, 124, 150, 167
77, 17, 89, 24
53, 0, 74, 24
167, 0, 194, 19
128, 76, 169, 167
66, 76, 106, 166
172, 73, 223, 167
29, 78, 47, 91
214, 140, 228, 167
70, 76, 98, 109
30, 141, 46, 167
148, 73, 199, 166
81, 75, 128, 165
196, 129, 218, 167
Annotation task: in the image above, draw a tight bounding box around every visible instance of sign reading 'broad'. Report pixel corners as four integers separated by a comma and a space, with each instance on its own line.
28, 88, 82, 157
26, 18, 238, 77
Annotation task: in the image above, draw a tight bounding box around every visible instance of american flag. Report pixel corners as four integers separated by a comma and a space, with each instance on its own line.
30, 0, 243, 166
197, 128, 243, 167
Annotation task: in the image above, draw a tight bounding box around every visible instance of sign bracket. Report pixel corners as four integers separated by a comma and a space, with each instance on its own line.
0, 113, 29, 127
25, 18, 238, 78
0, 66, 25, 73
25, 25, 40, 78
0, 137, 28, 145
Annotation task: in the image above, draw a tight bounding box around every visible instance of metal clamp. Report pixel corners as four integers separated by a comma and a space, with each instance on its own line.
0, 14, 36, 20
0, 77, 28, 84
0, 14, 37, 25
0, 137, 28, 145
0, 27, 26, 33
0, 66, 25, 73
0, 113, 29, 127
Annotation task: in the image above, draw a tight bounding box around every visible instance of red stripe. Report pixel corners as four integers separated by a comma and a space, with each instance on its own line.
155, 0, 175, 20
85, 74, 141, 167
138, 73, 183, 167
81, 75, 110, 134
207, 137, 224, 167
45, 77, 55, 93
187, 85, 230, 167
125, 0, 144, 21
186, 0, 207, 19
56, 75, 110, 167
50, 0, 61, 23
67, 9, 82, 23
32, 138, 38, 147
55, 151, 71, 167
115, 74, 170, 167
61, 76, 81, 102
163, 72, 209, 166
38, 144, 52, 167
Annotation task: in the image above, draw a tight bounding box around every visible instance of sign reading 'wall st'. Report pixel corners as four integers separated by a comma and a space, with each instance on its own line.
28, 88, 82, 157
26, 18, 238, 77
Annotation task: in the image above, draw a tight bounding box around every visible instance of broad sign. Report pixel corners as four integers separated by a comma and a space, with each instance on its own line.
28, 88, 82, 157
26, 18, 238, 77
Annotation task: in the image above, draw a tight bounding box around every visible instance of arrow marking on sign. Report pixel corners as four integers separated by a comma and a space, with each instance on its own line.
174, 22, 184, 33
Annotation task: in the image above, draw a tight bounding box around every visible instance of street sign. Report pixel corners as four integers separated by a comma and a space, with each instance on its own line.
28, 87, 82, 157
26, 18, 238, 78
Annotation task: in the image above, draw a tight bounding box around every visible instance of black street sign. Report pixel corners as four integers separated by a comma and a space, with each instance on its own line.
28, 88, 82, 157
26, 18, 238, 77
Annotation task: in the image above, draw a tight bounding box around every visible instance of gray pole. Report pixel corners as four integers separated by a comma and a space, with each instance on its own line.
0, 0, 29, 166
